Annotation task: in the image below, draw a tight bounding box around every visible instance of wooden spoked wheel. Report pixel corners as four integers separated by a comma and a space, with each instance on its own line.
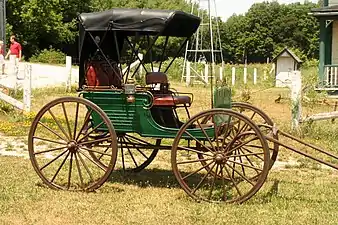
85, 133, 160, 173
28, 97, 117, 191
116, 135, 161, 173
231, 102, 278, 169
171, 109, 270, 203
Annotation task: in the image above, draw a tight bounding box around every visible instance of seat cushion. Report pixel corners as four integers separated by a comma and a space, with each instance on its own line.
153, 95, 191, 106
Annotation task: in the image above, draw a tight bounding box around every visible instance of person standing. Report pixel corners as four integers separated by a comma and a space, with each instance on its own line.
5, 35, 22, 77
0, 40, 5, 75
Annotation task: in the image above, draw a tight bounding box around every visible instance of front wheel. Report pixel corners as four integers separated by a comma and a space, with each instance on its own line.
28, 96, 118, 191
171, 109, 270, 203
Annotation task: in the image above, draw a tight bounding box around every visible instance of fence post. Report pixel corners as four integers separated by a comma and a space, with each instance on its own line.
66, 56, 72, 92
23, 64, 32, 112
186, 61, 191, 86
138, 53, 143, 75
244, 67, 247, 84
231, 67, 236, 86
253, 68, 257, 85
291, 71, 302, 130
204, 63, 209, 84
219, 66, 223, 81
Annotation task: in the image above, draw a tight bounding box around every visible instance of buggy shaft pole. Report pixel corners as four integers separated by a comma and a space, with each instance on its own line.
265, 136, 338, 170
260, 124, 338, 170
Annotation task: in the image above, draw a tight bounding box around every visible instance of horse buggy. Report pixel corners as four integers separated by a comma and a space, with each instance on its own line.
28, 8, 338, 204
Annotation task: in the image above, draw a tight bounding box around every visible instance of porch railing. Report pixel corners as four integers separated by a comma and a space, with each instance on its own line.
323, 65, 338, 87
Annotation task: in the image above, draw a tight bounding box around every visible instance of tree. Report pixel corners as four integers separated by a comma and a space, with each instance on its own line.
6, 0, 91, 57
219, 1, 320, 63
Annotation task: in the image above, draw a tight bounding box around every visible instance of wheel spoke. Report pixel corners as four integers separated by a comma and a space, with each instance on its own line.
77, 151, 94, 182
50, 151, 70, 183
238, 148, 261, 174
67, 152, 74, 189
226, 159, 263, 172
183, 130, 214, 152
78, 150, 107, 171
225, 163, 255, 186
61, 102, 73, 139
38, 121, 68, 142
73, 102, 80, 139
77, 114, 101, 142
80, 146, 112, 157
222, 164, 242, 197
178, 145, 213, 157
208, 164, 219, 200
74, 152, 84, 188
177, 157, 214, 165
192, 163, 216, 194
48, 109, 70, 140
182, 160, 214, 180
34, 146, 66, 155
33, 136, 66, 145
241, 146, 264, 161
196, 120, 216, 152
40, 149, 68, 171
79, 136, 111, 146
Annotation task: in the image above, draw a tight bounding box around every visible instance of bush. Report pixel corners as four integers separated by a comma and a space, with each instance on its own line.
29, 48, 66, 65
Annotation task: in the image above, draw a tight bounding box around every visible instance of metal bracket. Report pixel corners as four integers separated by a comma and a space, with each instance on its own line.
326, 20, 333, 27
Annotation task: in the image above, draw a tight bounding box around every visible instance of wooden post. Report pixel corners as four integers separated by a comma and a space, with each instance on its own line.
291, 71, 302, 130
66, 56, 72, 92
23, 64, 32, 112
232, 67, 236, 86
219, 67, 223, 81
253, 68, 257, 85
244, 67, 247, 84
205, 63, 209, 84
138, 53, 143, 76
332, 101, 338, 123
186, 61, 191, 86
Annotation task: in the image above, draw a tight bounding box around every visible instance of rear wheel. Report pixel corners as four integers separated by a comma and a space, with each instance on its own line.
231, 102, 278, 169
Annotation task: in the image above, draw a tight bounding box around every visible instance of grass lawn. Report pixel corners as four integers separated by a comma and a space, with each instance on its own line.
0, 156, 338, 225
0, 76, 338, 224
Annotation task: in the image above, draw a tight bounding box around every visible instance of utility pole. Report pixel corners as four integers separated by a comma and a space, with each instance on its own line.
0, 0, 6, 55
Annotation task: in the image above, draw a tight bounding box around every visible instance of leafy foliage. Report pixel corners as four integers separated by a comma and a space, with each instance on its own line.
4, 0, 321, 64
220, 1, 320, 63
29, 48, 66, 64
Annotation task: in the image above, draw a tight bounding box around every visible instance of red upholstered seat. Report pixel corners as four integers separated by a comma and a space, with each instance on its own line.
153, 95, 192, 106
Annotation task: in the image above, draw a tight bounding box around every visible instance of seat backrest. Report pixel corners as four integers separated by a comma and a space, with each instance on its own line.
86, 60, 122, 88
146, 72, 169, 93
213, 86, 232, 109
145, 72, 168, 85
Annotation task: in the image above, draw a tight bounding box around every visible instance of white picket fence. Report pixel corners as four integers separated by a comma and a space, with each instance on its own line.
0, 54, 145, 112
185, 62, 270, 86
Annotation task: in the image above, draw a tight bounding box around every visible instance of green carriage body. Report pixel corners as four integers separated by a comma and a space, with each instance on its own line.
83, 91, 223, 139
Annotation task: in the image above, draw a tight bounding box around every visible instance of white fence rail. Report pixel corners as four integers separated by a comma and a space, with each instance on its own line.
324, 65, 338, 86
184, 63, 272, 86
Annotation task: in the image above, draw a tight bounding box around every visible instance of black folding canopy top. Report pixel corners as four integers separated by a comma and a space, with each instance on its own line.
77, 8, 201, 88
78, 8, 201, 37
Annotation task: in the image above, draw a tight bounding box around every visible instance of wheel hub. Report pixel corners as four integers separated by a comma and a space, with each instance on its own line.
214, 153, 225, 164
67, 141, 78, 153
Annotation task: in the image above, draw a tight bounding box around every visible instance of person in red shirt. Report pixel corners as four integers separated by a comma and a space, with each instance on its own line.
0, 40, 4, 74
5, 35, 22, 77
5, 35, 22, 61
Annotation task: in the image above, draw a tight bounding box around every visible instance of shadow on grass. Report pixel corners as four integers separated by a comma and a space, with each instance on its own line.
107, 168, 182, 188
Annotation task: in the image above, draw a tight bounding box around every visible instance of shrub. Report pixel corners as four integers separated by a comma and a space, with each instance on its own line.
29, 48, 66, 65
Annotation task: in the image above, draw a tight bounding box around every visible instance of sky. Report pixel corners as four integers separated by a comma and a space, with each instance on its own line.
197, 0, 318, 21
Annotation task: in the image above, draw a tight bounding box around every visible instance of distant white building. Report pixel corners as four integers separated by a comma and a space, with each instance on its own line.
272, 48, 302, 88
